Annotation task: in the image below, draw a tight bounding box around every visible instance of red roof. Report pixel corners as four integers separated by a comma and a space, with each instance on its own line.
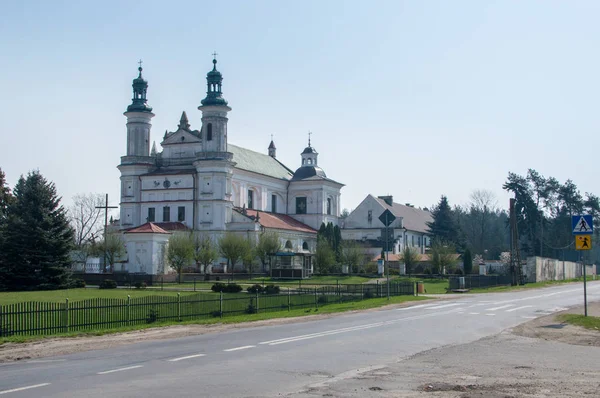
243, 209, 317, 234
154, 222, 190, 232
124, 222, 190, 234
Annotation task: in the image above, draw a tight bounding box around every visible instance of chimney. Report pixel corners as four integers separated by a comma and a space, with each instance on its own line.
378, 195, 393, 206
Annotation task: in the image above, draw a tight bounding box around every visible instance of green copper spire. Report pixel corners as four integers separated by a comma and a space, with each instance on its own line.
127, 60, 153, 113
201, 54, 228, 106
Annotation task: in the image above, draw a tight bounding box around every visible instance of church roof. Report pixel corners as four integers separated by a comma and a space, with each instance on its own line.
240, 209, 317, 234
229, 144, 294, 180
292, 165, 327, 181
124, 222, 189, 234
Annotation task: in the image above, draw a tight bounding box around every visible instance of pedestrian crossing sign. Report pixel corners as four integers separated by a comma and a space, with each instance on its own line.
572, 215, 593, 235
575, 235, 592, 251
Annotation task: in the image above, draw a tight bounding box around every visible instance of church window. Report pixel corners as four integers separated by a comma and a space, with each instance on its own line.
327, 198, 332, 215
307, 158, 312, 165
302, 159, 305, 165
163, 206, 170, 222
411, 235, 414, 246
248, 190, 254, 209
207, 123, 213, 141
302, 241, 309, 251
368, 210, 373, 223
285, 240, 293, 250
296, 197, 307, 214
178, 206, 185, 222
271, 194, 277, 213
147, 208, 155, 222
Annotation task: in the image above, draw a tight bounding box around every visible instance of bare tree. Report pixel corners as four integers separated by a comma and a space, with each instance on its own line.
69, 193, 105, 247
93, 232, 126, 273
400, 245, 421, 275
193, 234, 218, 276
340, 240, 363, 274
255, 232, 281, 273
167, 232, 194, 283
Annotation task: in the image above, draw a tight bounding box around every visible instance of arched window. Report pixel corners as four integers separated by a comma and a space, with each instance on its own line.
302, 159, 305, 165
285, 240, 293, 250
302, 242, 309, 251
327, 198, 332, 215
247, 190, 254, 209
207, 123, 213, 141
307, 158, 312, 165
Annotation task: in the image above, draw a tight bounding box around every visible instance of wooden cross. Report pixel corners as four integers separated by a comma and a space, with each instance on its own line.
212, 51, 218, 59
308, 131, 312, 146
95, 194, 119, 273
138, 59, 143, 68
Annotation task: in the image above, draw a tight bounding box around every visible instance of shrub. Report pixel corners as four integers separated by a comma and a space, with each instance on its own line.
364, 290, 375, 299
224, 283, 243, 293
317, 296, 328, 304
71, 279, 86, 288
210, 310, 222, 318
264, 284, 280, 295
99, 279, 118, 289
146, 309, 159, 323
247, 284, 264, 294
245, 299, 257, 314
211, 282, 227, 292
134, 281, 147, 289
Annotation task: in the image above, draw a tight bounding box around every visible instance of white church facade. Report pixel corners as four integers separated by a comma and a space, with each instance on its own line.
117, 58, 343, 275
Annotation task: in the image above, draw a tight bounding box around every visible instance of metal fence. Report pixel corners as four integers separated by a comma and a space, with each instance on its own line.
0, 282, 414, 337
448, 275, 513, 290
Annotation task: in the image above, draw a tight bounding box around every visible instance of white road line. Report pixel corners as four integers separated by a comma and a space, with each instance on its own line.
27, 359, 67, 364
521, 316, 537, 319
260, 310, 459, 346
469, 312, 480, 315
396, 303, 437, 311
168, 354, 206, 362
486, 313, 496, 316
506, 305, 533, 312
426, 303, 461, 310
223, 345, 256, 352
0, 383, 51, 395
97, 365, 143, 375
487, 304, 514, 311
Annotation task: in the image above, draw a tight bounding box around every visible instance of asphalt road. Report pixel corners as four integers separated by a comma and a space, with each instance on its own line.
1, 282, 599, 397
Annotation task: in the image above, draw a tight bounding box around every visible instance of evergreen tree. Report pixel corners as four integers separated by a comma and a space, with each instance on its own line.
0, 168, 13, 221
0, 171, 74, 291
427, 195, 461, 247
463, 248, 473, 275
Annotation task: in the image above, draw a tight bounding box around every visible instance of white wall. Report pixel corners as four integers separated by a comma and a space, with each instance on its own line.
524, 256, 597, 283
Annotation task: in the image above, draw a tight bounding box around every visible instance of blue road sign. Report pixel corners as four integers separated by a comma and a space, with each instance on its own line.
572, 215, 593, 235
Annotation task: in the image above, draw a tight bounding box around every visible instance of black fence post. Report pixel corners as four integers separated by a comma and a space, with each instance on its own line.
288, 287, 291, 311
194, 278, 196, 292
219, 291, 223, 318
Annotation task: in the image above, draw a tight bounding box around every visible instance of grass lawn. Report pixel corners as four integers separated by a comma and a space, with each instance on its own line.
557, 314, 600, 331
0, 288, 202, 305
468, 276, 597, 294
392, 277, 448, 295
0, 294, 429, 344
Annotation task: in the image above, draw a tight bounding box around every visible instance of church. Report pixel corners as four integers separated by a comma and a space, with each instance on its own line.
117, 58, 344, 276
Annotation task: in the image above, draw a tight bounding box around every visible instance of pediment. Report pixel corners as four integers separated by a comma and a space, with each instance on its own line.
161, 129, 202, 146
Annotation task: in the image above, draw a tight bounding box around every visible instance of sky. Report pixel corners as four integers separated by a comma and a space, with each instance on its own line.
1, 0, 599, 215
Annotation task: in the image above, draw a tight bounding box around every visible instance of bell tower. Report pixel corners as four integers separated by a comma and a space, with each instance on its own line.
194, 55, 235, 231
124, 61, 154, 157
198, 56, 231, 154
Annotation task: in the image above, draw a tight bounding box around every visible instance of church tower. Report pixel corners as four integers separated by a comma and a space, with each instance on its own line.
124, 63, 154, 157
118, 63, 155, 228
194, 56, 235, 231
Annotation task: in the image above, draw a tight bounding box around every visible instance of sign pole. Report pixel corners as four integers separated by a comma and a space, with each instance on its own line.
582, 251, 588, 317
386, 213, 390, 301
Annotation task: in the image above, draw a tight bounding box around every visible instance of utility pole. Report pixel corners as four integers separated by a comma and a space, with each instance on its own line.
95, 194, 118, 273
386, 213, 390, 301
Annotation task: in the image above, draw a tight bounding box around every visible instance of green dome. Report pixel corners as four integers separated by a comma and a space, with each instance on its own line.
201, 58, 228, 107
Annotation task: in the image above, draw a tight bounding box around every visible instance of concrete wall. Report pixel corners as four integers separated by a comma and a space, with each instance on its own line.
524, 256, 597, 283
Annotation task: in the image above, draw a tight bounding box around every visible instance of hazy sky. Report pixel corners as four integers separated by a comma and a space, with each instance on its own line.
1, 0, 599, 214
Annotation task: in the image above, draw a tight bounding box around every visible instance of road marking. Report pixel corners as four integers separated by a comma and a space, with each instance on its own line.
506, 305, 533, 312
469, 312, 480, 315
521, 316, 537, 319
27, 359, 67, 364
0, 384, 51, 395
487, 304, 514, 311
486, 313, 496, 316
396, 303, 436, 311
168, 354, 206, 362
426, 303, 461, 309
223, 345, 255, 352
97, 365, 143, 375
259, 310, 459, 346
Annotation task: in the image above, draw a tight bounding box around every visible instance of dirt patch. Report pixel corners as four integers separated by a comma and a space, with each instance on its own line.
511, 302, 600, 347
0, 299, 430, 363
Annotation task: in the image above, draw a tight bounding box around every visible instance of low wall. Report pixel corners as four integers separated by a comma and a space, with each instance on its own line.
524, 257, 597, 283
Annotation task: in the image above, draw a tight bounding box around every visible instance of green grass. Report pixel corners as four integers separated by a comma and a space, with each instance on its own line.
468, 276, 597, 293
0, 295, 429, 344
392, 277, 448, 294
0, 288, 201, 305
557, 314, 600, 331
